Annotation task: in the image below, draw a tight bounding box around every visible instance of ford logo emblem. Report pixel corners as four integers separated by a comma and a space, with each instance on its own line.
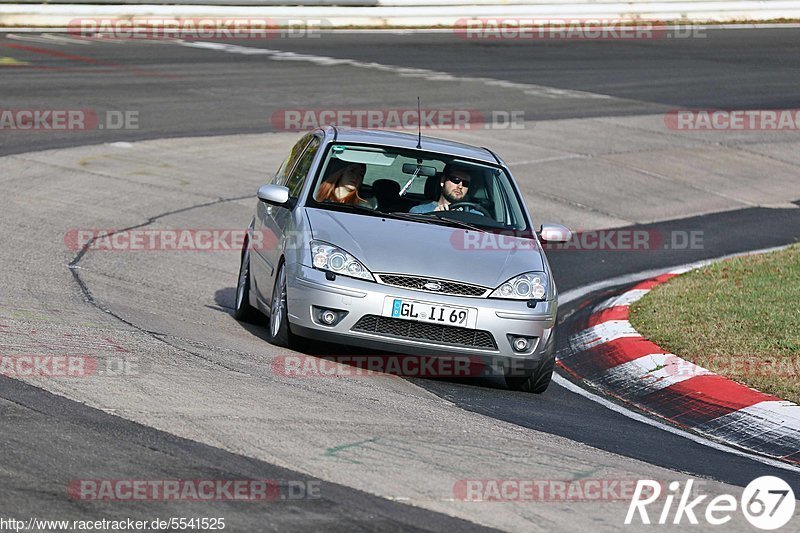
423, 282, 442, 291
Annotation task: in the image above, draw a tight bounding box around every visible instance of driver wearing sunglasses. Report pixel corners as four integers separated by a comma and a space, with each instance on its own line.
410, 163, 483, 214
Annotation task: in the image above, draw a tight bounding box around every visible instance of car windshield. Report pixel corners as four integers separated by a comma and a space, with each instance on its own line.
308, 143, 530, 231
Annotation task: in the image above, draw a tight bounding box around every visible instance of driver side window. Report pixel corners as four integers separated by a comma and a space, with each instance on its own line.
272, 133, 314, 186
285, 137, 321, 198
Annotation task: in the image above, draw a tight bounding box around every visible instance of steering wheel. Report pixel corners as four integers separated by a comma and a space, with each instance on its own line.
447, 201, 491, 217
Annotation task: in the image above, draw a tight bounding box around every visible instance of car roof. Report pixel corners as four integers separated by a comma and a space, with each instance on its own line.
320, 127, 500, 165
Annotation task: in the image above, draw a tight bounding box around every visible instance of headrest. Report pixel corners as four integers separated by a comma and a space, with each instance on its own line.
372, 179, 401, 198
424, 174, 441, 200
469, 168, 488, 201
324, 158, 350, 179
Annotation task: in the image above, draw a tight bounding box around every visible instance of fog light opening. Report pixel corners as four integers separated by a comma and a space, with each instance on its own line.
512, 337, 529, 352
321, 310, 337, 325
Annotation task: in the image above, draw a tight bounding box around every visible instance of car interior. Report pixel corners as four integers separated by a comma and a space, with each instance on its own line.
359, 170, 495, 217
313, 148, 529, 229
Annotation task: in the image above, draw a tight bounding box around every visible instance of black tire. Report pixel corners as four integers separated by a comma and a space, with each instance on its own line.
233, 245, 259, 323
267, 261, 293, 348
504, 353, 555, 393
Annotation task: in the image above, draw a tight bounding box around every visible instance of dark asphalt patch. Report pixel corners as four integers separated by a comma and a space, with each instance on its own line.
0, 374, 497, 532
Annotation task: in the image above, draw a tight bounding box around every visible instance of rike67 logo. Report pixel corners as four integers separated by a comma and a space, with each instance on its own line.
626, 477, 795, 530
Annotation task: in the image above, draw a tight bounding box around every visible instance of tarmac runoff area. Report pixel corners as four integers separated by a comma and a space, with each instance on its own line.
1, 115, 800, 530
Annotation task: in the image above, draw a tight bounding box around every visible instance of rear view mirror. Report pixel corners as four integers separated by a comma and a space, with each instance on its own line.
257, 184, 290, 206
538, 223, 572, 243
401, 163, 437, 177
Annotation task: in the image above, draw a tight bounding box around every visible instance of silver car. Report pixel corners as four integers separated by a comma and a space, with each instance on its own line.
234, 127, 571, 392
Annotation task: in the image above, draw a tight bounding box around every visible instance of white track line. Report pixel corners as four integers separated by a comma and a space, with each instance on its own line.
556, 243, 800, 474
558, 244, 792, 305
592, 289, 650, 311
553, 373, 800, 473
5, 32, 63, 44
38, 33, 92, 45
175, 40, 611, 100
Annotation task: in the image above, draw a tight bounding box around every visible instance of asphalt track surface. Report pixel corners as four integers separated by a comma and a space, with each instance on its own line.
1, 28, 800, 531
3, 28, 800, 156
419, 206, 800, 487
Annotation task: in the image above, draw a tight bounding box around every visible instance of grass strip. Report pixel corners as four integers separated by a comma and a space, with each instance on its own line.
630, 245, 800, 404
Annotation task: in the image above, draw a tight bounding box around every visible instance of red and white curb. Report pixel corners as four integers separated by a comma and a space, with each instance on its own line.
557, 269, 800, 465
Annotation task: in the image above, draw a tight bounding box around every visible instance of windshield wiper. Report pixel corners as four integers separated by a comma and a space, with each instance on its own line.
430, 212, 485, 233
318, 203, 487, 233
389, 211, 486, 233
383, 211, 445, 226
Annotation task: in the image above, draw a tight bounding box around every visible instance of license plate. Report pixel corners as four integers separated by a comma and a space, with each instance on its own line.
382, 297, 477, 329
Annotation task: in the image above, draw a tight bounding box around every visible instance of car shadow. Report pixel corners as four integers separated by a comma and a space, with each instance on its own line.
213, 286, 376, 354
213, 286, 508, 389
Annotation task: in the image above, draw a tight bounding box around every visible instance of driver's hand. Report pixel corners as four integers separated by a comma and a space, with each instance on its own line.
434, 204, 448, 212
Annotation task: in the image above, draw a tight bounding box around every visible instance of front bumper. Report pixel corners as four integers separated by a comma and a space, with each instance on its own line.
286, 263, 557, 366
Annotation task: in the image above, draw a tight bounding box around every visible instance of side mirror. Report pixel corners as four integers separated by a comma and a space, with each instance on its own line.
538, 223, 572, 243
257, 184, 290, 206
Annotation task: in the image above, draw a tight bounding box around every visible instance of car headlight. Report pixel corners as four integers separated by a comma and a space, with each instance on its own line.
311, 240, 374, 281
490, 272, 549, 300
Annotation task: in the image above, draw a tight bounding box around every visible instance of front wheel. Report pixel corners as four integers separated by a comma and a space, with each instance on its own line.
267, 262, 293, 347
233, 246, 259, 323
504, 354, 555, 393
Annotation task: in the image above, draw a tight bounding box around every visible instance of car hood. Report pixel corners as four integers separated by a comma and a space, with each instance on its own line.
305, 208, 545, 288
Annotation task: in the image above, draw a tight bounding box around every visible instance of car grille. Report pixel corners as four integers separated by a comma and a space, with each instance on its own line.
375, 274, 489, 298
352, 315, 497, 350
